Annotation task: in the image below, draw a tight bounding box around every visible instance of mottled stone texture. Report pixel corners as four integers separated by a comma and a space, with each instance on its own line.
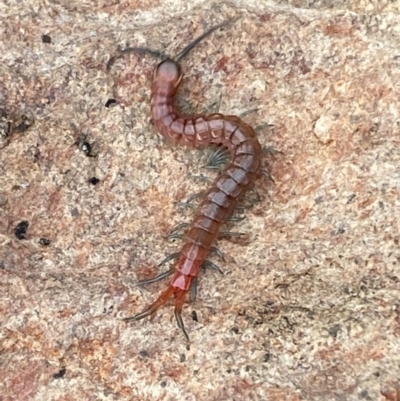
1, 1, 399, 400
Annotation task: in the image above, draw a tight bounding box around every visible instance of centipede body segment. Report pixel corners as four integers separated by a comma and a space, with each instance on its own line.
121, 22, 263, 340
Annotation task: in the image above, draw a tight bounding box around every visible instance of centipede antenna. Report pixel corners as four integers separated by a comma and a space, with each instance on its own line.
106, 55, 121, 71
107, 46, 169, 71
120, 46, 169, 60
174, 20, 231, 62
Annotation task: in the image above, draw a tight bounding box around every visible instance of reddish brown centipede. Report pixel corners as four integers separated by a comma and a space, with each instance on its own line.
115, 21, 263, 340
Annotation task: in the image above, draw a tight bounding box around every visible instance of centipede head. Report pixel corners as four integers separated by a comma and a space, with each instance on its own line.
153, 58, 182, 88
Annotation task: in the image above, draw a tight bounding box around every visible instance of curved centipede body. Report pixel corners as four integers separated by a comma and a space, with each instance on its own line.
121, 22, 263, 340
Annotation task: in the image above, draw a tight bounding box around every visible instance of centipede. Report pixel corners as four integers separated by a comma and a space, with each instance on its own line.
110, 21, 264, 340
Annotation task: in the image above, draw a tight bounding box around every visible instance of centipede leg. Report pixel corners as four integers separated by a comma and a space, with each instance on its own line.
123, 307, 153, 322
176, 192, 204, 210
248, 187, 261, 202
189, 259, 224, 303
191, 259, 224, 303
124, 285, 175, 322
261, 168, 275, 183
187, 173, 213, 184
262, 145, 282, 155
137, 268, 175, 285
168, 232, 185, 240
255, 123, 275, 133
168, 223, 190, 239
177, 96, 198, 115
205, 145, 229, 170
203, 94, 222, 114
218, 231, 245, 239
239, 108, 259, 118
189, 276, 198, 302
174, 290, 190, 341
228, 214, 246, 222
210, 246, 225, 262
186, 192, 204, 203
158, 252, 180, 266
175, 202, 196, 210
203, 260, 224, 275
239, 188, 262, 208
